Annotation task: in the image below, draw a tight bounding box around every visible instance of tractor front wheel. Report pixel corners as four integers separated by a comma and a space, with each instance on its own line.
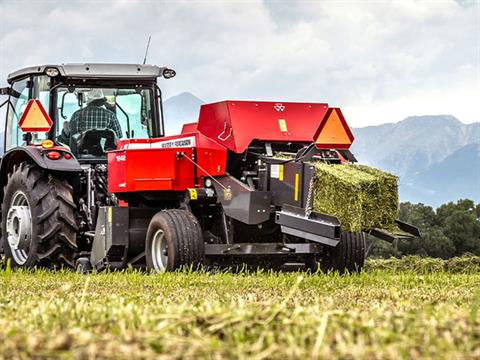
1, 162, 79, 268
145, 209, 205, 273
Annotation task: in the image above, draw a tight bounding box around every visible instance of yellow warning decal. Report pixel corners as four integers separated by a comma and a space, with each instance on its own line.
188, 188, 198, 200
294, 173, 299, 201
279, 164, 284, 181
108, 207, 112, 223
223, 188, 232, 201
278, 119, 288, 132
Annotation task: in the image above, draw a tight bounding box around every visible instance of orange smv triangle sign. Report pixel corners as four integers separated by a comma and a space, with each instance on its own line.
18, 99, 53, 132
314, 108, 354, 149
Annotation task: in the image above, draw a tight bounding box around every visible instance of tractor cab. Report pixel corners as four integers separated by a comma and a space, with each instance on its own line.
1, 64, 175, 162
0, 64, 176, 268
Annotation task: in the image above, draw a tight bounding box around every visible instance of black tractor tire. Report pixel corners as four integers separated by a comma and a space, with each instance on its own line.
1, 162, 79, 268
145, 209, 205, 272
307, 232, 366, 273
75, 257, 92, 273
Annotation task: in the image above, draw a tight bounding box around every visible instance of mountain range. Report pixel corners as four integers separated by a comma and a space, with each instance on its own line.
351, 117, 479, 207
163, 92, 479, 208
163, 92, 205, 135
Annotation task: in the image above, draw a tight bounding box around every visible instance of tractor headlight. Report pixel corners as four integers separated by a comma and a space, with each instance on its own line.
162, 68, 176, 79
45, 67, 59, 77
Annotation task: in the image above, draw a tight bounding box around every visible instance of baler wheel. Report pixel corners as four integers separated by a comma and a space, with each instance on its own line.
145, 209, 205, 273
308, 232, 366, 273
1, 162, 79, 268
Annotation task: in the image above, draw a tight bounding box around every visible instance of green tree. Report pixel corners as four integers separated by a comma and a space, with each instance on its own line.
436, 199, 477, 225
419, 226, 455, 259
399, 202, 436, 230
441, 211, 480, 255
371, 200, 479, 259
397, 202, 439, 257
436, 199, 480, 256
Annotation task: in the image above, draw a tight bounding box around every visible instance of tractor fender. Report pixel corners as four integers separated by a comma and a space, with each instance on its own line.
0, 146, 82, 200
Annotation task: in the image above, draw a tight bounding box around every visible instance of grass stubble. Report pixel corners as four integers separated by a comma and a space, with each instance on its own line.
0, 256, 479, 359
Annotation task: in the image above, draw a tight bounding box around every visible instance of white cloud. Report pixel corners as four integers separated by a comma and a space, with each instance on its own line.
0, 0, 478, 126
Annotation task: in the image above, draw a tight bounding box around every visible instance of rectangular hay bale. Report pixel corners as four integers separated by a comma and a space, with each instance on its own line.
311, 162, 398, 232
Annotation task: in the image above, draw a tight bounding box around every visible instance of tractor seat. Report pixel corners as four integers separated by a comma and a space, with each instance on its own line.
70, 129, 117, 158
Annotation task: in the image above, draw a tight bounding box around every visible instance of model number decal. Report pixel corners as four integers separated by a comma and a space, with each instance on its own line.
151, 136, 196, 149
121, 136, 196, 150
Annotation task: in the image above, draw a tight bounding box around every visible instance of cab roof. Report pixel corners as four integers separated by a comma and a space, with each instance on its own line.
7, 63, 168, 84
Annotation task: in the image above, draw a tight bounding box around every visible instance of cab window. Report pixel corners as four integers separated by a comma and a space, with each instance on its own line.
32, 76, 50, 111
30, 76, 50, 144
5, 76, 51, 150
55, 86, 155, 159
5, 78, 29, 150
115, 91, 153, 139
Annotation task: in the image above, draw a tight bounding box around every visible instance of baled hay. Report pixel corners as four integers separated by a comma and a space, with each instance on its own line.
311, 162, 398, 232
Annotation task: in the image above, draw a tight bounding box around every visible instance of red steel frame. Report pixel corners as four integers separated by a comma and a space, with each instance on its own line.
108, 100, 354, 194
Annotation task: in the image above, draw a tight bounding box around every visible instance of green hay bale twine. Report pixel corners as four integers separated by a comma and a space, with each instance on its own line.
310, 162, 398, 232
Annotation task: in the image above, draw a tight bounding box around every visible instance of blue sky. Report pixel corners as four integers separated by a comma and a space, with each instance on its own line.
0, 0, 478, 127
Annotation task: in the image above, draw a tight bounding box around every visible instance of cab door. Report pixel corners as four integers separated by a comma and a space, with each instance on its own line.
4, 75, 51, 152
4, 77, 30, 152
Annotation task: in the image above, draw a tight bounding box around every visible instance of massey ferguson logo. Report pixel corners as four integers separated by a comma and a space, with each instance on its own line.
274, 103, 285, 112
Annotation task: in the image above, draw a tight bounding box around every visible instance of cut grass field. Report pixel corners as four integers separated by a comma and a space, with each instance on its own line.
0, 256, 479, 359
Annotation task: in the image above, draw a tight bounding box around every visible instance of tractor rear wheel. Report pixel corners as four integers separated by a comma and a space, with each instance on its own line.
1, 162, 79, 268
308, 232, 366, 273
145, 209, 205, 272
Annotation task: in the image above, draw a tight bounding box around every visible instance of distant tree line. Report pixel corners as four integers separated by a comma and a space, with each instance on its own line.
371, 199, 480, 259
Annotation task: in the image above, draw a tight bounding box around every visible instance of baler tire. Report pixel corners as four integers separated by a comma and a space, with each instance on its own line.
309, 232, 366, 273
145, 209, 205, 272
1, 162, 79, 268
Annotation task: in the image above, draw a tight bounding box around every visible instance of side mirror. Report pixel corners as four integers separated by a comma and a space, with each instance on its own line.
0, 87, 11, 96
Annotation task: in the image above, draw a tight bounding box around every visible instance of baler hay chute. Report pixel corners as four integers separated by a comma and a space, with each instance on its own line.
0, 63, 419, 273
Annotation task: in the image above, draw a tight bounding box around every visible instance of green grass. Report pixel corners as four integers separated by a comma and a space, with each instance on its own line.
0, 257, 479, 359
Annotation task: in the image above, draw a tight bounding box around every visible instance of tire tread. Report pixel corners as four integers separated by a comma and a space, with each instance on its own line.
320, 232, 366, 273
1, 162, 78, 268
145, 209, 205, 272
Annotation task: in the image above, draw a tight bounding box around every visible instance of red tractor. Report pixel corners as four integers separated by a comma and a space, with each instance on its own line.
0, 64, 418, 272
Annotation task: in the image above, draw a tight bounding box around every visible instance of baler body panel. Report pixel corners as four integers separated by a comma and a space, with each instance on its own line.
196, 101, 330, 153
108, 147, 195, 192
108, 132, 227, 193
109, 100, 356, 194
181, 122, 198, 134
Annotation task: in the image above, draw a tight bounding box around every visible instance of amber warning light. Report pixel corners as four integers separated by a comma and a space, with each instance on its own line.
41, 139, 54, 149
18, 99, 53, 132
